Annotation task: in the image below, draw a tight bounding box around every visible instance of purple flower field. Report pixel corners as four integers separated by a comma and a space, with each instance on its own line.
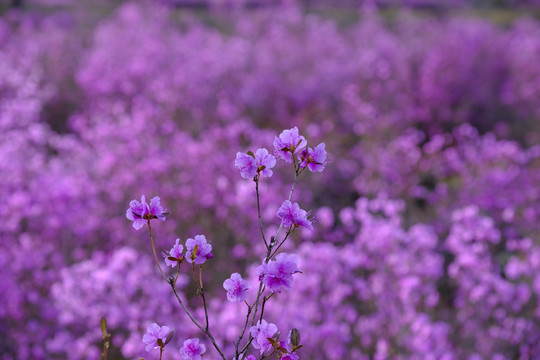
2, 1, 540, 359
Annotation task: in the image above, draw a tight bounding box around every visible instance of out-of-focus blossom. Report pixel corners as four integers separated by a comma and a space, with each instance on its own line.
142, 323, 170, 352
180, 338, 206, 360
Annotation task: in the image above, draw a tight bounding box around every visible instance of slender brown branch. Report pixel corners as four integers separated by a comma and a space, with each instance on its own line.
147, 221, 167, 281
169, 280, 226, 360
255, 178, 269, 249
235, 302, 253, 359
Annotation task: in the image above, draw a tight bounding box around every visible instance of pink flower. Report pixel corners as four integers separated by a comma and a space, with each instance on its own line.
163, 238, 184, 267
249, 320, 278, 354
126, 195, 167, 230
180, 338, 206, 360
273, 127, 307, 163
257, 253, 301, 293
185, 235, 213, 264
142, 323, 170, 352
235, 148, 276, 179
277, 200, 313, 230
299, 143, 327, 172
223, 273, 250, 302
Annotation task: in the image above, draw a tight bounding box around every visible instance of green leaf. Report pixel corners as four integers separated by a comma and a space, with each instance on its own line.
100, 317, 107, 337
191, 245, 199, 260
247, 151, 256, 159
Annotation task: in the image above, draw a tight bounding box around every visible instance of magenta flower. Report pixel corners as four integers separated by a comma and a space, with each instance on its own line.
299, 143, 327, 172
142, 323, 170, 352
257, 253, 301, 293
282, 353, 299, 360
163, 238, 184, 267
126, 195, 167, 230
235, 148, 276, 179
249, 320, 278, 354
223, 273, 251, 302
180, 338, 206, 360
185, 235, 213, 264
277, 200, 313, 230
273, 127, 307, 163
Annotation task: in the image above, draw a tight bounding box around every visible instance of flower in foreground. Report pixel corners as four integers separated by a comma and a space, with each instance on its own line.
142, 323, 170, 352
126, 195, 167, 230
185, 235, 213, 264
277, 200, 313, 230
223, 273, 251, 302
250, 320, 278, 354
163, 238, 184, 267
282, 353, 299, 360
180, 338, 206, 360
257, 253, 301, 293
299, 143, 327, 172
235, 148, 276, 179
273, 127, 307, 163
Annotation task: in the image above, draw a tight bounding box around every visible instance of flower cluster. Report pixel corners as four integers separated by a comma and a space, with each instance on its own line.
257, 253, 301, 293
5, 2, 540, 359
126, 195, 167, 230
250, 320, 278, 355
235, 148, 277, 179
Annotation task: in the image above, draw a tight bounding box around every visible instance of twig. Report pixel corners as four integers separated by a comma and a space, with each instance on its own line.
147, 221, 167, 281
169, 280, 226, 360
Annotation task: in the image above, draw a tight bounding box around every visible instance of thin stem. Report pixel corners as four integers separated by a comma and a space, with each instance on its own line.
238, 161, 301, 360
147, 221, 167, 281
259, 293, 274, 323
235, 302, 253, 360
159, 347, 163, 360
169, 280, 226, 360
255, 178, 269, 249
269, 231, 291, 259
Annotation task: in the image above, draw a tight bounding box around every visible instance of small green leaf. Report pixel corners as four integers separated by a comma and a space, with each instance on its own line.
167, 256, 178, 262
191, 245, 199, 260
290, 328, 301, 347
100, 317, 107, 337
247, 151, 256, 159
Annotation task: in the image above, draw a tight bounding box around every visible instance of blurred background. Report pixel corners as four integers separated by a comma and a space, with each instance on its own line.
2, 0, 540, 359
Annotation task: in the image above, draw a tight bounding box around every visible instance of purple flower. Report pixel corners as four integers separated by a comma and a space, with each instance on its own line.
257, 253, 301, 293
223, 273, 250, 302
282, 354, 299, 360
299, 143, 327, 172
277, 200, 313, 230
142, 323, 170, 352
235, 148, 276, 179
163, 238, 184, 267
185, 235, 213, 264
249, 320, 278, 354
180, 338, 206, 360
273, 127, 307, 163
126, 195, 167, 230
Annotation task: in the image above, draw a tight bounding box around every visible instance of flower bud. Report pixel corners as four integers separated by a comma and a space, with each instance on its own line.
290, 328, 301, 347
